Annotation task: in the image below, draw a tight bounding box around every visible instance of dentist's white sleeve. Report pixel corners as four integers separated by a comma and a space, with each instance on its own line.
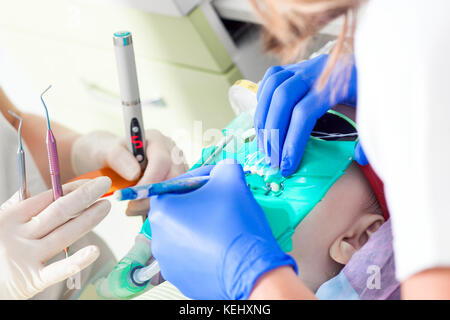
355, 0, 450, 281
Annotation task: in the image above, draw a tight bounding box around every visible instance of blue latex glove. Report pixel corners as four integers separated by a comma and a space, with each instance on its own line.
354, 142, 368, 166
255, 54, 362, 176
148, 160, 298, 300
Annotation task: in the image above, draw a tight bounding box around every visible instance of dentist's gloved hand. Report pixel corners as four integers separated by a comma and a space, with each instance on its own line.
71, 130, 187, 217
0, 177, 112, 299
149, 160, 298, 300
255, 54, 360, 176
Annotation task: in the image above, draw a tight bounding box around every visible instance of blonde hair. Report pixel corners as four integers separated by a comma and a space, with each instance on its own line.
249, 0, 364, 89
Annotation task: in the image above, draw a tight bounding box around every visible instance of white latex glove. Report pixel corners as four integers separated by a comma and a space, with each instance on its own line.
71, 129, 188, 217
71, 131, 141, 181
0, 177, 112, 299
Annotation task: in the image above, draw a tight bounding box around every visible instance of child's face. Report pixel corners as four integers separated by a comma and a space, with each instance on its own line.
290, 162, 385, 292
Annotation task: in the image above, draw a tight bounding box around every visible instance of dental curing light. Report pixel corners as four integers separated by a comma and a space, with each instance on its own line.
113, 31, 147, 170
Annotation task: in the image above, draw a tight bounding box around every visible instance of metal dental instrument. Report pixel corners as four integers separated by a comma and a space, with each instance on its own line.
201, 134, 234, 167
41, 85, 63, 200
114, 176, 210, 201
8, 110, 27, 200
41, 85, 68, 258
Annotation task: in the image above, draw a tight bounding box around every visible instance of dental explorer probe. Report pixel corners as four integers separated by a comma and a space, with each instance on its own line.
41, 85, 68, 258
8, 110, 27, 200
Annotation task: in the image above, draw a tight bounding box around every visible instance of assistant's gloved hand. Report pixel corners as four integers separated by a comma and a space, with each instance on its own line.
354, 142, 368, 166
0, 177, 111, 299
255, 54, 360, 176
71, 130, 187, 217
149, 160, 298, 300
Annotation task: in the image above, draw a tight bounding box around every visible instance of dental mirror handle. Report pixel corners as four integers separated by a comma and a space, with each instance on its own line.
113, 31, 147, 170
8, 110, 28, 201
18, 150, 27, 200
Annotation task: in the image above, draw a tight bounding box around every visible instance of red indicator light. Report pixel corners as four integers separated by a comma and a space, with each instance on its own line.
131, 135, 143, 148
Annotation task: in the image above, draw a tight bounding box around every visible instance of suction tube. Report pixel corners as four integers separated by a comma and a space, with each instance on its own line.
95, 234, 153, 299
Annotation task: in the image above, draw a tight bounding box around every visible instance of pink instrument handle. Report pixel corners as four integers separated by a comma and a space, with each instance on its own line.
47, 130, 63, 200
